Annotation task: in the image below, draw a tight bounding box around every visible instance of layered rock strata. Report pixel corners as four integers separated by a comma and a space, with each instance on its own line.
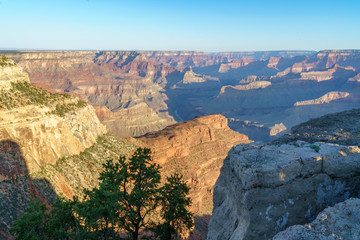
138, 114, 252, 238
294, 91, 350, 106
4, 51, 175, 138
138, 115, 251, 214
0, 60, 106, 173
0, 57, 108, 237
219, 81, 271, 95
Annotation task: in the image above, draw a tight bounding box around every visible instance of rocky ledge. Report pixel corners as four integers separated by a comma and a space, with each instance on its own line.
273, 198, 360, 240
208, 141, 360, 240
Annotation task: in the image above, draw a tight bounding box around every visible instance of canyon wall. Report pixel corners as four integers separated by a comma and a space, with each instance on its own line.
0, 56, 108, 238
0, 58, 106, 173
138, 114, 251, 238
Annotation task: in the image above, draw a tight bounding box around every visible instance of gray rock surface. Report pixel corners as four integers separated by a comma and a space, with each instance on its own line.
272, 198, 360, 240
207, 141, 360, 240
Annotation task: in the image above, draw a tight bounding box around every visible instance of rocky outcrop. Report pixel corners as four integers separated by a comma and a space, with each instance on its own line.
208, 107, 360, 240
94, 103, 175, 137
0, 57, 28, 89
267, 57, 282, 69
300, 65, 355, 82
138, 115, 251, 212
269, 123, 287, 136
349, 72, 360, 82
294, 91, 350, 106
218, 59, 254, 73
138, 115, 251, 238
0, 57, 110, 237
181, 67, 206, 84
274, 108, 360, 146
0, 59, 106, 173
291, 50, 360, 73
273, 198, 360, 240
219, 81, 271, 95
208, 141, 360, 240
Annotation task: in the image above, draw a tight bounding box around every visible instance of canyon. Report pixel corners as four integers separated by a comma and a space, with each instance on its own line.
2, 49, 359, 142
0, 57, 249, 239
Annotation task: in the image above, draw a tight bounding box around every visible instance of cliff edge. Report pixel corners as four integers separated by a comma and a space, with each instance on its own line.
208, 108, 360, 240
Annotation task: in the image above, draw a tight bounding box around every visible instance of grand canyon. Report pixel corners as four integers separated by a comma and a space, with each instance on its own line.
3, 49, 360, 142
1, 48, 360, 239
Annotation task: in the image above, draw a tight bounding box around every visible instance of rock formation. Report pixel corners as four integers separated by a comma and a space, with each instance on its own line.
0, 57, 106, 173
218, 59, 254, 73
219, 81, 271, 95
294, 91, 350, 106
274, 108, 360, 146
300, 65, 355, 82
0, 56, 110, 237
273, 198, 360, 240
208, 108, 360, 240
4, 51, 176, 137
181, 66, 206, 84
138, 114, 251, 238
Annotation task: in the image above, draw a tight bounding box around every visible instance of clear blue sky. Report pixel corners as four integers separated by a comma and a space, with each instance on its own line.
0, 0, 359, 51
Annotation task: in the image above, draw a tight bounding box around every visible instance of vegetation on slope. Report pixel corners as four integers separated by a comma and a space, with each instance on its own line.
0, 55, 15, 67
11, 148, 194, 240
32, 134, 138, 198
0, 81, 87, 116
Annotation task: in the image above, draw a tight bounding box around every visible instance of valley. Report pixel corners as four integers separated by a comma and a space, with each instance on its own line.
2, 49, 359, 141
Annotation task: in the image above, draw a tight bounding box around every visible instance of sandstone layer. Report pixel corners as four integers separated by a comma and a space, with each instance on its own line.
138, 114, 252, 238
273, 198, 360, 240
0, 59, 106, 173
294, 91, 350, 106
219, 81, 271, 95
0, 57, 108, 238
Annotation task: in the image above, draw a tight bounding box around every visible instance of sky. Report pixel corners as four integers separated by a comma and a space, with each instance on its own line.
0, 0, 359, 52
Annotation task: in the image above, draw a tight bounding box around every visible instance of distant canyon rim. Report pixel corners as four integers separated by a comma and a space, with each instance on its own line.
3, 49, 360, 141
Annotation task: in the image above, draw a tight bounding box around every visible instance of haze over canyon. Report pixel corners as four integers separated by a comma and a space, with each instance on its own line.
2, 49, 360, 142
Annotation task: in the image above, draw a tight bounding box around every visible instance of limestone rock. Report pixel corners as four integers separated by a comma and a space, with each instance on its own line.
273, 198, 360, 240
207, 141, 360, 240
